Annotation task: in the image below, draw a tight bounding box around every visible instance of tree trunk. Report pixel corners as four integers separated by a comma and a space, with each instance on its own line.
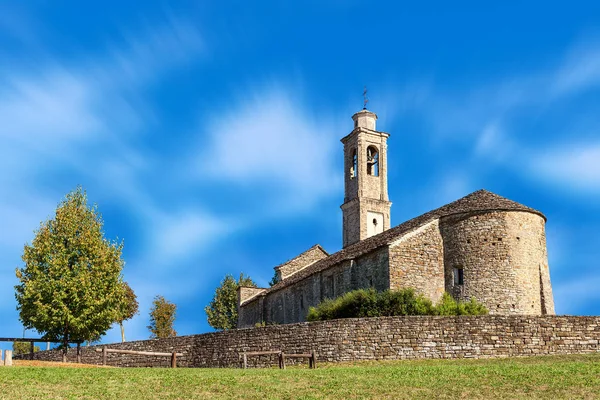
120, 322, 125, 342
62, 334, 68, 363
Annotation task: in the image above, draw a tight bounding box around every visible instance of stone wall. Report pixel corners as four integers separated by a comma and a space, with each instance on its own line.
22, 316, 600, 368
388, 220, 445, 303
440, 211, 553, 315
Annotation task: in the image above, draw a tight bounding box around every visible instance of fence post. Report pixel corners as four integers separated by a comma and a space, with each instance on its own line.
311, 350, 317, 369
30, 342, 34, 360
4, 350, 12, 367
280, 351, 286, 370
102, 346, 107, 366
76, 343, 81, 364
242, 353, 247, 369
171, 352, 177, 368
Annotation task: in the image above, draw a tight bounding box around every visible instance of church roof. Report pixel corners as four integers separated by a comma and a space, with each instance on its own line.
266, 189, 544, 294
273, 244, 329, 271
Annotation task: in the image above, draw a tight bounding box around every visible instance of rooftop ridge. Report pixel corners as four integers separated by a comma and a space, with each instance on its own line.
273, 244, 328, 271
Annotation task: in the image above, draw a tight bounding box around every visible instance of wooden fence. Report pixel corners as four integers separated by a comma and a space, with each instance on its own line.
95, 347, 183, 368
240, 350, 317, 369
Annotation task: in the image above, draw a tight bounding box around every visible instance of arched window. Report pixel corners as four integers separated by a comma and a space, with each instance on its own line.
350, 149, 357, 178
366, 146, 379, 176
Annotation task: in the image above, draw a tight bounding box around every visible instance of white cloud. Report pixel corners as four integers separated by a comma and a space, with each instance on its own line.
531, 144, 600, 192
552, 42, 600, 96
198, 86, 342, 212
388, 39, 600, 198
148, 210, 237, 264
89, 16, 204, 90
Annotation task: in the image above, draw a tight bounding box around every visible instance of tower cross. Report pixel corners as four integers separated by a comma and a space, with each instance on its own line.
363, 86, 368, 110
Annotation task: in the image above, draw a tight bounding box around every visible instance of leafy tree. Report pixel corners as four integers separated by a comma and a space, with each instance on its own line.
205, 273, 257, 330
268, 270, 280, 287
13, 341, 40, 355
116, 282, 139, 342
15, 187, 126, 361
147, 295, 177, 338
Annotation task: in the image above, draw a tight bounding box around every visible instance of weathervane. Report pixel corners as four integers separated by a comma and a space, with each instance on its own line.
363, 86, 369, 110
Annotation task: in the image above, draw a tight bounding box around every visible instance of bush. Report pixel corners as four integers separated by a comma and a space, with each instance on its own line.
307, 289, 488, 321
13, 341, 40, 355
434, 293, 488, 316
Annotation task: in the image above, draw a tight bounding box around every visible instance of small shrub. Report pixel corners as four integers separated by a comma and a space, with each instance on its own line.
459, 297, 489, 316
307, 289, 488, 321
433, 293, 488, 316
434, 292, 459, 316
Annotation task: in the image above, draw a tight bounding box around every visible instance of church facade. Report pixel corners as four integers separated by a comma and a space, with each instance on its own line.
237, 109, 555, 328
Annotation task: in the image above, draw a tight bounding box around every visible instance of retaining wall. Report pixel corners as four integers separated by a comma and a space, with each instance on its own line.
19, 316, 600, 368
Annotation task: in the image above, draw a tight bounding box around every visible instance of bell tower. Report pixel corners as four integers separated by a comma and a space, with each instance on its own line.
340, 109, 392, 248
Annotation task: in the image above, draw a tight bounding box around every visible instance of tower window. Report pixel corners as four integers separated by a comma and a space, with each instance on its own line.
453, 267, 464, 285
366, 146, 379, 176
350, 149, 357, 178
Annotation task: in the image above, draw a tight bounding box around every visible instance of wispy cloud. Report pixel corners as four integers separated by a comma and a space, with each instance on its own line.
552, 40, 600, 96
531, 143, 600, 192
389, 39, 600, 197
196, 85, 342, 213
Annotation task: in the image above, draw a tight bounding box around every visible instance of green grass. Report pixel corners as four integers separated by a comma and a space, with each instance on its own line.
2, 354, 600, 399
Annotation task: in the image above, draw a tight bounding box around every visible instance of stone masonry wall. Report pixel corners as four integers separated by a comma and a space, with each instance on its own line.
440, 211, 551, 315
388, 220, 445, 303
22, 316, 600, 368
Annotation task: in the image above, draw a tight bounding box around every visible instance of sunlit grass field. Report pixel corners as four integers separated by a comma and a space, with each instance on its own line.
1, 354, 599, 399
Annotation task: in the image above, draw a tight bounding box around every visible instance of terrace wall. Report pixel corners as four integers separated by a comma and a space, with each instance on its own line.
19, 316, 600, 368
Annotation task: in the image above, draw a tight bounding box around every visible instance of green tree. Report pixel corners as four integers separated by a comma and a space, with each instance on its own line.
12, 341, 40, 355
15, 187, 126, 362
268, 270, 280, 287
147, 295, 177, 338
205, 273, 257, 330
117, 282, 139, 342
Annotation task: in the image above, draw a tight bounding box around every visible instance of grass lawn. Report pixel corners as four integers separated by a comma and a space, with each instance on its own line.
1, 354, 599, 399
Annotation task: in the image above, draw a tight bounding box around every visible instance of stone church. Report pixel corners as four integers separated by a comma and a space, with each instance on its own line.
237, 108, 555, 328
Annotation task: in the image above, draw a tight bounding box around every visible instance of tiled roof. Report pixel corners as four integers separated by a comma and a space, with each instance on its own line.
273, 244, 329, 271
266, 189, 544, 294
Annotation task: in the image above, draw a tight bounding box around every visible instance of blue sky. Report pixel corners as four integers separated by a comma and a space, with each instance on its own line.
1, 1, 599, 350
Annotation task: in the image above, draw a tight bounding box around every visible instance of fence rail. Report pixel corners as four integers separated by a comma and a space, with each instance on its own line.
240, 350, 317, 369
94, 347, 183, 368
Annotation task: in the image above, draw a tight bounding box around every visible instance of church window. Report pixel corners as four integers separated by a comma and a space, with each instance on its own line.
453, 267, 464, 285
366, 146, 379, 176
350, 149, 357, 178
